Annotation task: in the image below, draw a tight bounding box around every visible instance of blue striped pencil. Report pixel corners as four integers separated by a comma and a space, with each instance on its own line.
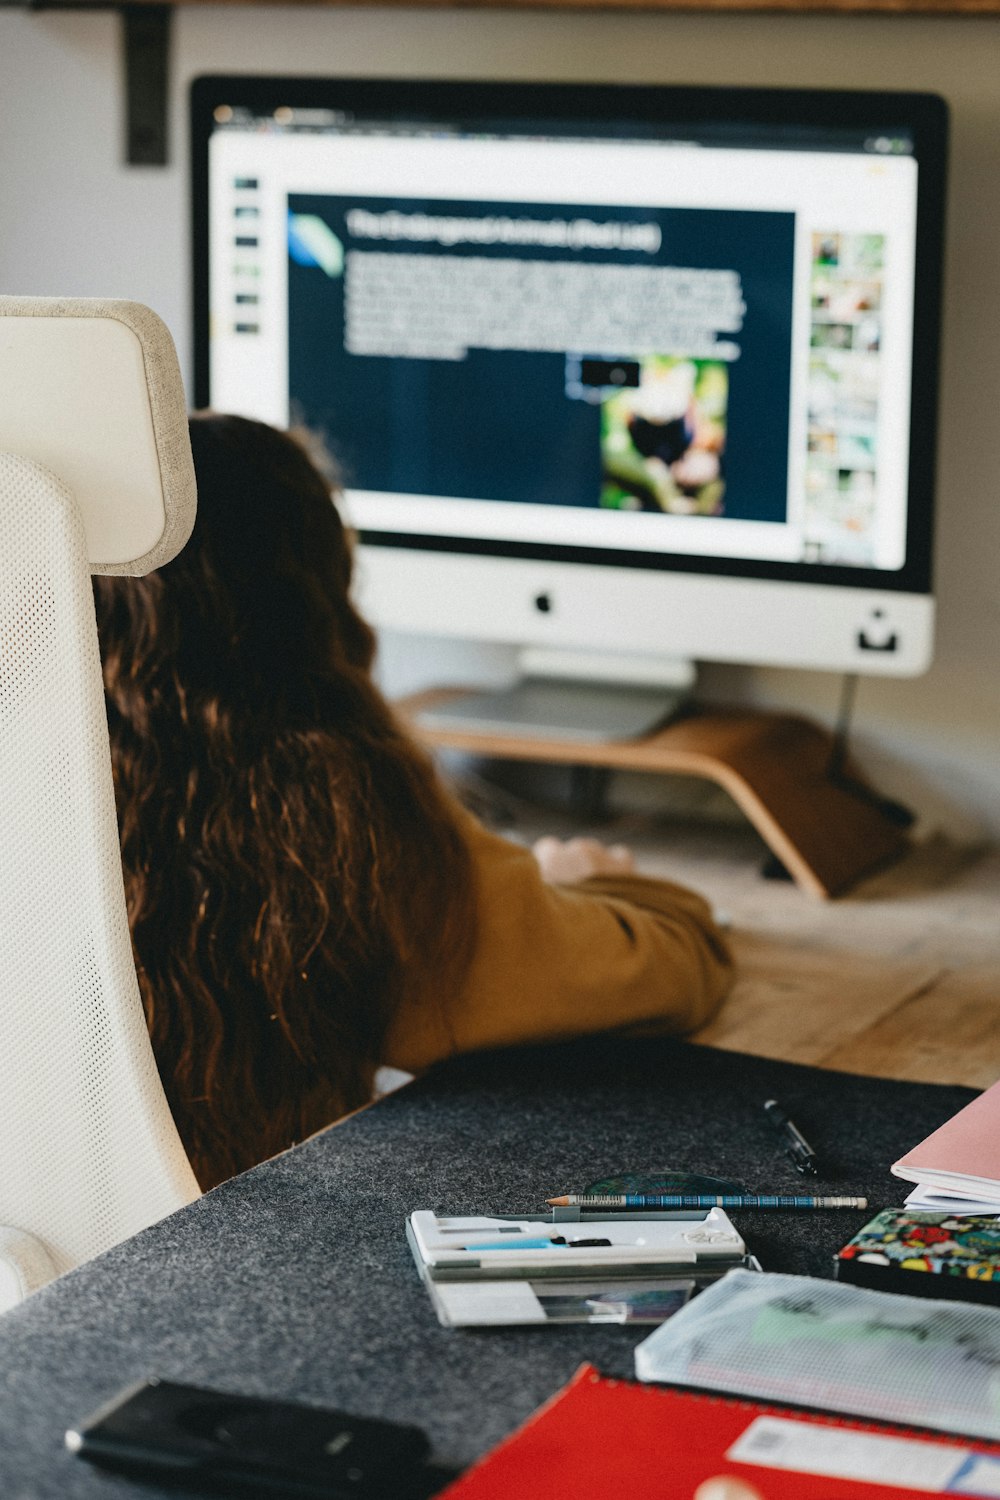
546, 1193, 867, 1210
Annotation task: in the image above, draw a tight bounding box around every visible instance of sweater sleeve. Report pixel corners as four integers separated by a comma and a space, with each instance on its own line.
383, 808, 733, 1074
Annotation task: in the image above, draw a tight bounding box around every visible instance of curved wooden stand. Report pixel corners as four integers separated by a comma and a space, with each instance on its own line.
398, 688, 910, 898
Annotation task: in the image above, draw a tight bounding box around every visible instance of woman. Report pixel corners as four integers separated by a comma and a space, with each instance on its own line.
94, 413, 732, 1191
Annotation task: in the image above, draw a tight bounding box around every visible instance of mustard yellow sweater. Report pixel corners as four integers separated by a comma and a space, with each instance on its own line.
384, 806, 733, 1073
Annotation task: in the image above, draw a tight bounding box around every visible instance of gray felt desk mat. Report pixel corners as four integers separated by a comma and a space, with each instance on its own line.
0, 1038, 974, 1497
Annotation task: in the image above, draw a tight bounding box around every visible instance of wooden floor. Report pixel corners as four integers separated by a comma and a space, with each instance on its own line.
463, 781, 1000, 1090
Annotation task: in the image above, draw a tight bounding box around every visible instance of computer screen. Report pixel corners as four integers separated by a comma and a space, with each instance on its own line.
192, 79, 947, 678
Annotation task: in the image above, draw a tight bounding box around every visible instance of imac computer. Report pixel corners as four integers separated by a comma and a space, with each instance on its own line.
192, 78, 947, 740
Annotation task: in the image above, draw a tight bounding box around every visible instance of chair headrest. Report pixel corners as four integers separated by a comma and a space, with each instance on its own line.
0, 297, 196, 576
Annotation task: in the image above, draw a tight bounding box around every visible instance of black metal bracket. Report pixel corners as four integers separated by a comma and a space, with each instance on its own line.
3, 0, 172, 166
121, 5, 171, 165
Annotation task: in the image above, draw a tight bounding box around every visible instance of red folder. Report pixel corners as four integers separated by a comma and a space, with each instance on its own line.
440, 1364, 1000, 1499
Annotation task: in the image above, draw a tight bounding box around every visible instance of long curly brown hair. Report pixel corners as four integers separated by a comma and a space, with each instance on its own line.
93, 413, 475, 1190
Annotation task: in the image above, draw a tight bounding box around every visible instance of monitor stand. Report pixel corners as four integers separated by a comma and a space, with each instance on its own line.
415, 679, 689, 744
401, 683, 911, 899
413, 650, 695, 745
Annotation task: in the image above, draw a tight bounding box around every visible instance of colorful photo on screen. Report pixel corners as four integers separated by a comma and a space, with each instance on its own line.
600, 356, 727, 517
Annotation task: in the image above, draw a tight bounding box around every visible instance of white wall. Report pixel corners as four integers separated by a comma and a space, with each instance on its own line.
2, 6, 998, 836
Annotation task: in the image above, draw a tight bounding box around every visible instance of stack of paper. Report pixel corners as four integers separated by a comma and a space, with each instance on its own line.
891, 1077, 1000, 1214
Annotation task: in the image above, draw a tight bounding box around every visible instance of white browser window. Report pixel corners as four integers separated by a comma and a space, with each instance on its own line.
207, 121, 918, 573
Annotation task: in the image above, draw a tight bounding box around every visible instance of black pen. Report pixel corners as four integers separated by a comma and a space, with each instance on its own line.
764, 1098, 819, 1176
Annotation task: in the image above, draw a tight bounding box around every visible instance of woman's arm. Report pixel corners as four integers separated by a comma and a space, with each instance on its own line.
383, 808, 733, 1073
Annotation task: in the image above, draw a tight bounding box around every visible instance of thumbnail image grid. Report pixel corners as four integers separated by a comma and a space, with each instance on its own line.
804, 232, 884, 565
599, 356, 728, 518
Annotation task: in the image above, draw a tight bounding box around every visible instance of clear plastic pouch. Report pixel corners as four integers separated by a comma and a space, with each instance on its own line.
635, 1268, 1000, 1441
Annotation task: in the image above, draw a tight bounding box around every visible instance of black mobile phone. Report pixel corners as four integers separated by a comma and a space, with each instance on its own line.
65, 1377, 457, 1498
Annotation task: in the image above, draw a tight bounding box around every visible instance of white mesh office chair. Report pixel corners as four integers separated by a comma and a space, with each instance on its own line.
0, 298, 202, 1312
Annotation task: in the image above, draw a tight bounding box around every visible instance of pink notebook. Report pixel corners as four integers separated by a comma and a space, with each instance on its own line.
892, 1078, 1000, 1203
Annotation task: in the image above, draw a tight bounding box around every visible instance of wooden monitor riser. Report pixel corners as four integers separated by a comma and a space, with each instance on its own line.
397, 689, 909, 899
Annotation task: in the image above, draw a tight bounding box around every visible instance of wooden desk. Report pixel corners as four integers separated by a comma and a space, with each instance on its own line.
679, 832, 1000, 1091
427, 761, 1000, 1090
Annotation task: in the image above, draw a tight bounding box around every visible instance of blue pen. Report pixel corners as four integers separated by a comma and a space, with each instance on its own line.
460, 1238, 557, 1250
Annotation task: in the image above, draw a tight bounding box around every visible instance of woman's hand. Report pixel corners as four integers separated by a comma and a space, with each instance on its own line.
532, 835, 636, 885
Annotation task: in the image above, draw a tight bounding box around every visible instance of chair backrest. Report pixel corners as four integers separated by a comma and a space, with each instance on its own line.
0, 299, 202, 1302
